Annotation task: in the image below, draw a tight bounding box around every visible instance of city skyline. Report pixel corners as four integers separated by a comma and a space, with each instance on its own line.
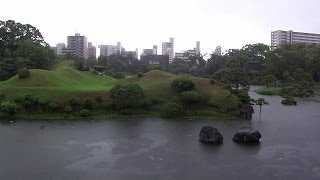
1, 0, 320, 55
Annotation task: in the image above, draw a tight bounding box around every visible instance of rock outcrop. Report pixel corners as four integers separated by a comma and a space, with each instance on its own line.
233, 126, 261, 143
199, 126, 223, 144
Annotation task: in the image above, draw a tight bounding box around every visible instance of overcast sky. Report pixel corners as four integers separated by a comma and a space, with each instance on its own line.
1, 0, 319, 55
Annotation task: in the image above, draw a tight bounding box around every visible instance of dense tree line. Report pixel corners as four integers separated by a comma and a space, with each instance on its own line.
0, 20, 55, 80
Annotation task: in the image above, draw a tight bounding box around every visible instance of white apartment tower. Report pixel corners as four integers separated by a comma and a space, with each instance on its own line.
88, 42, 97, 59
196, 41, 200, 55
67, 33, 88, 59
214, 46, 222, 56
162, 38, 174, 63
56, 43, 65, 55
271, 30, 320, 47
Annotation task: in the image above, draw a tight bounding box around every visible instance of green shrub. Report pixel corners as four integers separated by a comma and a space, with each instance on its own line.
93, 66, 107, 72
84, 98, 94, 108
0, 93, 4, 101
79, 109, 90, 117
171, 75, 195, 92
161, 102, 183, 118
47, 101, 59, 111
119, 109, 134, 115
68, 97, 79, 106
137, 72, 144, 78
64, 106, 72, 113
113, 72, 125, 79
96, 96, 103, 103
92, 70, 99, 75
180, 91, 202, 104
18, 68, 30, 79
110, 84, 144, 109
0, 100, 16, 116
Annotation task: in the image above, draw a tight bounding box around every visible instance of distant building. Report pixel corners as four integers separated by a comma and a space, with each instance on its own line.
56, 43, 65, 55
214, 46, 222, 56
140, 54, 169, 68
174, 41, 200, 60
99, 42, 124, 57
271, 30, 320, 47
162, 38, 174, 63
50, 46, 57, 54
65, 33, 88, 59
122, 48, 139, 59
153, 45, 157, 55
88, 42, 97, 59
142, 49, 153, 55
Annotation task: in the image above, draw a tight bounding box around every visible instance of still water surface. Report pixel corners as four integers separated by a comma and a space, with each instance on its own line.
0, 87, 320, 180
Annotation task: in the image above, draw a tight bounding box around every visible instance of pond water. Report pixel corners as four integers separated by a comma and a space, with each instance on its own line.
0, 87, 320, 180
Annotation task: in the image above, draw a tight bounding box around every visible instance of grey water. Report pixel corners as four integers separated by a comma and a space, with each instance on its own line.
0, 86, 320, 180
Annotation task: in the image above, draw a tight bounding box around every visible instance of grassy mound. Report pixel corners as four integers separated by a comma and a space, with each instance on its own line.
255, 87, 281, 96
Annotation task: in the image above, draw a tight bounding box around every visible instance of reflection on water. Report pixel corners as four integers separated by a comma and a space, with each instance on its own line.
0, 87, 319, 180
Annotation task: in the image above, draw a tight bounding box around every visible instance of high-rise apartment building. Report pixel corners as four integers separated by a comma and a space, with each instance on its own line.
162, 38, 174, 63
66, 33, 88, 59
153, 45, 157, 55
174, 41, 201, 60
99, 42, 123, 57
88, 42, 96, 59
271, 30, 320, 47
56, 43, 65, 55
214, 46, 222, 56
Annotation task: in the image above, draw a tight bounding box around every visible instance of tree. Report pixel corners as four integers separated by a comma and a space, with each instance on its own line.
110, 84, 144, 109
263, 75, 277, 88
217, 68, 249, 90
253, 98, 269, 118
171, 75, 195, 92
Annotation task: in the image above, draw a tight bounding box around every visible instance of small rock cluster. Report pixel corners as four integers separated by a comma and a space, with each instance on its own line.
199, 125, 261, 144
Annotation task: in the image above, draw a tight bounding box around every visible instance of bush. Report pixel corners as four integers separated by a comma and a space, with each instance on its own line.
96, 96, 103, 103
68, 97, 79, 106
18, 68, 30, 79
92, 70, 99, 75
171, 76, 195, 92
137, 72, 144, 78
210, 79, 215, 84
161, 102, 183, 118
79, 109, 90, 117
64, 106, 73, 113
0, 100, 16, 116
180, 91, 203, 105
47, 101, 59, 111
93, 66, 107, 72
113, 72, 125, 79
84, 98, 94, 108
0, 93, 5, 102
110, 84, 144, 109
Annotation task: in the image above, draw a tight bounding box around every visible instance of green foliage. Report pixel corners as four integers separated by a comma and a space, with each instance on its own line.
0, 100, 16, 116
161, 102, 183, 118
113, 72, 125, 79
47, 101, 59, 112
263, 75, 277, 88
79, 109, 90, 117
18, 68, 30, 79
281, 97, 297, 106
84, 98, 94, 108
64, 106, 73, 113
171, 75, 195, 92
233, 90, 251, 104
68, 97, 79, 106
96, 96, 103, 103
110, 83, 144, 109
92, 70, 99, 75
137, 72, 144, 78
180, 91, 206, 105
93, 66, 107, 72
280, 85, 312, 98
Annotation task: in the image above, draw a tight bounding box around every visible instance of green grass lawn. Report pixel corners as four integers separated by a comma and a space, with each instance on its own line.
255, 87, 282, 96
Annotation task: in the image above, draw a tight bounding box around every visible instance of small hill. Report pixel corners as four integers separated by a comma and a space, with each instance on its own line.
0, 61, 117, 100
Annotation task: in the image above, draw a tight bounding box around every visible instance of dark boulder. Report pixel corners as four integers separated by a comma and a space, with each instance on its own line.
233, 126, 261, 143
199, 126, 223, 144
281, 98, 297, 106
240, 104, 254, 120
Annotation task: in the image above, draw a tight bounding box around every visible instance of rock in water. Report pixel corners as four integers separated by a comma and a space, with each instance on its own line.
199, 126, 223, 144
233, 126, 261, 143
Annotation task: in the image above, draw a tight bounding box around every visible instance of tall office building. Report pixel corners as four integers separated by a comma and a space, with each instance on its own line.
56, 43, 65, 55
214, 46, 222, 56
153, 45, 157, 55
66, 33, 88, 59
196, 41, 200, 55
88, 42, 97, 59
162, 38, 174, 63
99, 42, 124, 57
271, 30, 320, 47
142, 49, 153, 55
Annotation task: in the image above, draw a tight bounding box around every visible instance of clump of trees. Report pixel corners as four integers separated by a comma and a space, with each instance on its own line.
0, 20, 55, 80
110, 83, 144, 109
171, 75, 195, 92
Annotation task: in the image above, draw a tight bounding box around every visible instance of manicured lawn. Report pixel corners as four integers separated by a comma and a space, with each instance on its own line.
255, 87, 281, 96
